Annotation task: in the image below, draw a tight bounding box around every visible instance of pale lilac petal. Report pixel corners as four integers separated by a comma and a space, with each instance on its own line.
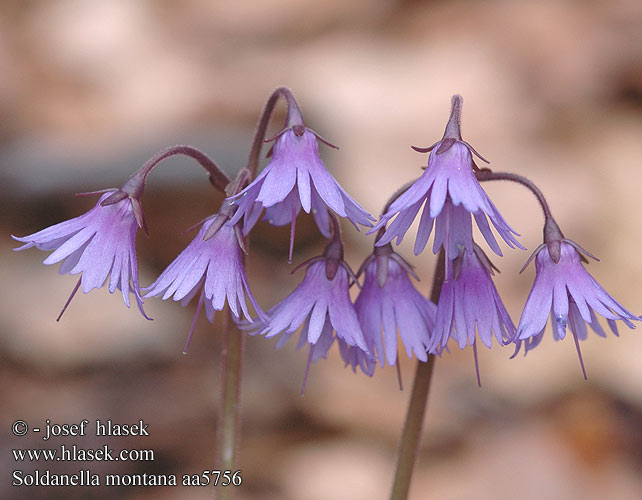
77, 239, 116, 292
384, 172, 435, 215
43, 227, 96, 265
385, 201, 422, 246
310, 318, 336, 362
414, 202, 434, 255
243, 201, 264, 235
452, 282, 468, 348
297, 168, 312, 213
433, 203, 473, 260
395, 298, 429, 362
328, 274, 368, 350
381, 299, 398, 366
58, 240, 90, 275
307, 166, 346, 217
180, 277, 204, 307
429, 176, 448, 218
225, 272, 240, 319
240, 271, 268, 323
175, 253, 211, 301
552, 282, 569, 338
473, 211, 502, 256
310, 186, 331, 237
109, 249, 124, 294
256, 160, 297, 208
565, 278, 593, 322
120, 250, 132, 307
341, 192, 375, 229
204, 296, 216, 323
568, 301, 588, 341
356, 291, 385, 367
307, 300, 328, 344
517, 281, 553, 339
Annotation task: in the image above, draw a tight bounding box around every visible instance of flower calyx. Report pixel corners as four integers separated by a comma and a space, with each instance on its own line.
290, 213, 358, 284
264, 124, 339, 153
520, 236, 600, 274
201, 169, 252, 250
449, 244, 500, 281
358, 242, 420, 289
263, 92, 338, 151
97, 172, 148, 235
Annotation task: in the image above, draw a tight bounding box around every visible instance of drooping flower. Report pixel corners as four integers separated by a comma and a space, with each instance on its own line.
512, 239, 639, 378
368, 95, 523, 260
247, 217, 371, 389
12, 189, 149, 319
256, 258, 367, 351
355, 244, 436, 368
143, 214, 267, 352
432, 245, 516, 385
227, 125, 374, 261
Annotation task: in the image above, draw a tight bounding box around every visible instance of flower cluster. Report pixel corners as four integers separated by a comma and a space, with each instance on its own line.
13, 89, 638, 387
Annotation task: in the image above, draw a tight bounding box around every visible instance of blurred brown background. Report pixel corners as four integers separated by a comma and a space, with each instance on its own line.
2, 1, 641, 499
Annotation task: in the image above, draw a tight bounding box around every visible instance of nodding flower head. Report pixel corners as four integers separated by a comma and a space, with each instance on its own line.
227, 123, 374, 263
143, 208, 267, 354
245, 216, 371, 393
13, 189, 149, 320
432, 245, 516, 386
368, 95, 523, 261
512, 239, 639, 379
355, 243, 436, 369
